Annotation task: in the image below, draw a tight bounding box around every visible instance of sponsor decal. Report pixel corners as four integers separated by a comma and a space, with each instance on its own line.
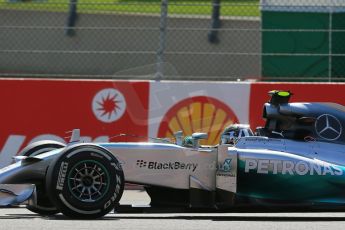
104, 172, 122, 209
136, 160, 198, 172
111, 162, 123, 171
222, 159, 232, 172
217, 158, 236, 177
0, 79, 149, 168
244, 159, 343, 176
56, 162, 69, 190
90, 152, 105, 159
315, 114, 342, 141
92, 88, 127, 123
158, 96, 239, 145
217, 173, 234, 177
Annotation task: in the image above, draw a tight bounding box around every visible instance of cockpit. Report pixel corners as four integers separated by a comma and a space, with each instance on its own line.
174, 90, 345, 147
220, 124, 254, 145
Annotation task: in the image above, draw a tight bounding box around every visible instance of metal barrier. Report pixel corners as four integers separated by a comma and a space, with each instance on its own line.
0, 0, 344, 81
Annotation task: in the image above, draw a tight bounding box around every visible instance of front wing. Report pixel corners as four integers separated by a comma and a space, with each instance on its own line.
0, 184, 36, 206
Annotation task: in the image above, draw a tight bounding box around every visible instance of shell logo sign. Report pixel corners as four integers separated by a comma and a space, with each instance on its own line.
158, 96, 239, 145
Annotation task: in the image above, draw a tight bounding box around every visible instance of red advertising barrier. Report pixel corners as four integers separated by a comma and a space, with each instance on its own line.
249, 83, 345, 129
0, 79, 149, 166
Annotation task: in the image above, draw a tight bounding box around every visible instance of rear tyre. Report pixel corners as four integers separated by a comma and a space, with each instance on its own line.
19, 141, 66, 216
46, 144, 124, 219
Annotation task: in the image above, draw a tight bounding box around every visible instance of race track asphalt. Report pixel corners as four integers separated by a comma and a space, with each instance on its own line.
1, 190, 345, 230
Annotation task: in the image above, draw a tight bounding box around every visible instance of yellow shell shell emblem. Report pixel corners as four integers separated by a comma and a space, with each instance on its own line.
158, 96, 239, 145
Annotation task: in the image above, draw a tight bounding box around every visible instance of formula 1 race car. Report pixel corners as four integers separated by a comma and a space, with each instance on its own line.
1, 90, 345, 219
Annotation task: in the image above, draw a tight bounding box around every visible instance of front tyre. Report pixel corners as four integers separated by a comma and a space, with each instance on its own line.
27, 184, 61, 216
46, 144, 124, 219
19, 140, 66, 216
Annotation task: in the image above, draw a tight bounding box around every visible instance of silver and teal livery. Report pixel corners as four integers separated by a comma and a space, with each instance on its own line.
218, 90, 345, 206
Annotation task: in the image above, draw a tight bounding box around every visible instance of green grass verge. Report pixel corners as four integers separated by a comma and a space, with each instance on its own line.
0, 0, 260, 17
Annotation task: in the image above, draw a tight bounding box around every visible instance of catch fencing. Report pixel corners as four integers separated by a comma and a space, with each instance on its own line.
0, 0, 344, 81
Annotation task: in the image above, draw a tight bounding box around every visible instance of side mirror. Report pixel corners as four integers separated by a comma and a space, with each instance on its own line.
191, 132, 208, 148
68, 129, 80, 144
174, 131, 183, 146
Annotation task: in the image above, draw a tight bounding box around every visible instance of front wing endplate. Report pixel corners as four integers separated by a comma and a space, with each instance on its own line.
0, 184, 36, 206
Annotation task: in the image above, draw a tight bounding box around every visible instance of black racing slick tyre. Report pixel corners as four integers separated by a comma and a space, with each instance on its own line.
46, 144, 125, 219
27, 184, 61, 216
19, 140, 66, 216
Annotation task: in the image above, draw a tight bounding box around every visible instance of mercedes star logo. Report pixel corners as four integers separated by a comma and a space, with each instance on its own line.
315, 114, 342, 141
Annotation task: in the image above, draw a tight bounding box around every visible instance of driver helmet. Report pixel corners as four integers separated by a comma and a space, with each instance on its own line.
220, 124, 253, 145
182, 136, 194, 147
221, 130, 239, 145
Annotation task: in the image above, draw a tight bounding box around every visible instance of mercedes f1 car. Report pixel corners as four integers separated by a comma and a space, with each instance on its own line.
1, 90, 345, 219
